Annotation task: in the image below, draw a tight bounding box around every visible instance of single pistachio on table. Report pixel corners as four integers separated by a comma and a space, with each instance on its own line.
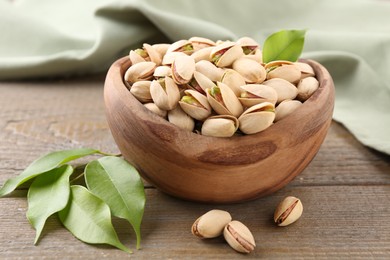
206, 82, 244, 118
232, 58, 267, 83
294, 62, 315, 79
144, 102, 167, 118
223, 220, 256, 254
124, 61, 156, 85
238, 102, 275, 134
171, 55, 196, 85
263, 78, 298, 103
129, 80, 152, 103
191, 46, 214, 62
267, 64, 302, 84
191, 209, 232, 238
296, 76, 319, 101
179, 89, 211, 121
210, 41, 243, 67
274, 196, 303, 226
129, 43, 162, 66
195, 60, 224, 82
275, 99, 302, 122
167, 39, 194, 55
239, 84, 278, 108
220, 69, 247, 97
153, 66, 172, 79
189, 36, 216, 51
167, 106, 195, 131
201, 115, 239, 138
150, 76, 180, 110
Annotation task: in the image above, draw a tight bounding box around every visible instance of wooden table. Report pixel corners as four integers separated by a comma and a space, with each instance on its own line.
1, 75, 389, 259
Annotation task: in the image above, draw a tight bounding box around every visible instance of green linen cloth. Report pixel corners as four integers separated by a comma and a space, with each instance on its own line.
1, 0, 389, 155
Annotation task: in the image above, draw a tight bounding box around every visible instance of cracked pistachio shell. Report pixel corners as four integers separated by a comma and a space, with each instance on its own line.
172, 55, 196, 85
274, 196, 303, 226
243, 49, 263, 64
237, 36, 260, 55
167, 106, 195, 131
232, 58, 266, 83
294, 62, 315, 79
223, 221, 256, 254
189, 36, 216, 51
264, 60, 293, 70
191, 209, 232, 238
210, 41, 243, 67
143, 43, 162, 66
150, 77, 180, 110
124, 61, 156, 85
152, 43, 171, 57
130, 80, 152, 103
153, 66, 172, 78
267, 64, 302, 84
201, 115, 239, 137
179, 89, 211, 121
189, 71, 216, 94
191, 46, 213, 63
221, 69, 247, 97
129, 44, 162, 65
162, 51, 186, 66
167, 39, 194, 55
263, 78, 298, 103
239, 84, 278, 107
275, 100, 302, 122
129, 49, 147, 65
238, 102, 275, 134
195, 60, 224, 82
206, 82, 244, 118
144, 103, 167, 118
297, 76, 319, 101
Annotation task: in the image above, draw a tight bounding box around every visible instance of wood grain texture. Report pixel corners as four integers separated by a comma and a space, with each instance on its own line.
0, 75, 390, 259
104, 58, 335, 203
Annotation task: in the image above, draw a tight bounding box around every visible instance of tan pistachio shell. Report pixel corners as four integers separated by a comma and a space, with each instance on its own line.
192, 71, 216, 93
191, 210, 232, 238
172, 55, 196, 85
232, 58, 266, 83
152, 43, 171, 57
143, 43, 162, 66
243, 49, 263, 64
275, 99, 302, 122
201, 115, 239, 137
221, 69, 247, 96
168, 106, 195, 131
162, 51, 186, 66
179, 89, 211, 121
263, 78, 298, 103
144, 102, 167, 118
124, 61, 156, 85
167, 39, 194, 55
191, 46, 213, 62
264, 60, 293, 70
237, 36, 259, 48
210, 41, 243, 67
195, 60, 224, 82
223, 221, 256, 253
267, 64, 301, 84
129, 50, 146, 65
150, 77, 180, 110
297, 76, 319, 101
294, 62, 315, 79
274, 196, 303, 226
153, 66, 172, 78
189, 36, 216, 51
130, 80, 152, 103
239, 84, 278, 107
206, 82, 244, 118
238, 102, 275, 134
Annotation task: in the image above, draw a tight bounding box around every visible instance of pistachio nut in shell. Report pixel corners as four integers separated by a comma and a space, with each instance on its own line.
267, 64, 301, 84
129, 49, 147, 65
143, 43, 162, 65
190, 71, 216, 94
239, 84, 278, 108
232, 58, 266, 83
294, 62, 315, 79
189, 36, 215, 51
153, 65, 172, 78
243, 49, 263, 64
201, 115, 239, 137
263, 78, 298, 103
210, 41, 243, 67
297, 76, 319, 101
150, 77, 180, 110
152, 43, 171, 57
144, 102, 167, 118
191, 46, 213, 62
130, 80, 152, 103
221, 69, 247, 97
195, 60, 224, 82
162, 51, 186, 66
172, 55, 196, 85
274, 196, 303, 226
191, 209, 232, 238
264, 60, 293, 70
167, 39, 194, 54
167, 106, 195, 131
206, 82, 244, 118
124, 61, 156, 85
223, 221, 256, 254
179, 89, 211, 121
236, 36, 259, 55
238, 102, 275, 134
275, 99, 302, 122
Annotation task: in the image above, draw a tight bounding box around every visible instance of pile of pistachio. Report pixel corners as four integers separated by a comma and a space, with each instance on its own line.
124, 37, 319, 137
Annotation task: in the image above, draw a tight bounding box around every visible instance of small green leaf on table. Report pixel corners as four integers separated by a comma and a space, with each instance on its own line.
85, 156, 145, 249
26, 164, 73, 244
58, 185, 131, 254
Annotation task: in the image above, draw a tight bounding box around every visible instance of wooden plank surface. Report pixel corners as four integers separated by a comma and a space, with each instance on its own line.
1, 76, 390, 258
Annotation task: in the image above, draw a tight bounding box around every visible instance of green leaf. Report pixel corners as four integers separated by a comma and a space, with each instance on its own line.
85, 156, 145, 249
262, 29, 306, 63
0, 148, 100, 197
58, 185, 132, 254
26, 165, 73, 244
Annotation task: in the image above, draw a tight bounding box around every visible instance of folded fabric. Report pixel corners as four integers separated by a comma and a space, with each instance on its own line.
1, 0, 389, 155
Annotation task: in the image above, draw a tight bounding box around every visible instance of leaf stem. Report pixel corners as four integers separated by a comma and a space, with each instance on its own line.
98, 151, 122, 157
70, 172, 85, 184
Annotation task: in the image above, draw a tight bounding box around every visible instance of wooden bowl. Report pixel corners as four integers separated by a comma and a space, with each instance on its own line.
104, 57, 334, 203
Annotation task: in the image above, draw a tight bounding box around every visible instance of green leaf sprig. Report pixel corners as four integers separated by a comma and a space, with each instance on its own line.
0, 148, 145, 254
